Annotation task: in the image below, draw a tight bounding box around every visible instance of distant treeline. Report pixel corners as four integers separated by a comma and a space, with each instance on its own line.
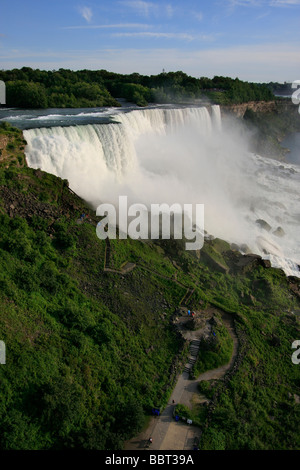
263, 81, 293, 96
0, 67, 274, 108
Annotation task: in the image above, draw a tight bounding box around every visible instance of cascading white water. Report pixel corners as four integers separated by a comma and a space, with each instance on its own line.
23, 122, 135, 179
24, 105, 218, 198
24, 105, 300, 278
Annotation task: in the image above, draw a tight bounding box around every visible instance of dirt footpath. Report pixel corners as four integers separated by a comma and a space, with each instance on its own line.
125, 373, 201, 451
124, 308, 238, 451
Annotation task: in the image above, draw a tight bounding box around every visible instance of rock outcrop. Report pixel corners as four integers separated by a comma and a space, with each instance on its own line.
221, 100, 277, 118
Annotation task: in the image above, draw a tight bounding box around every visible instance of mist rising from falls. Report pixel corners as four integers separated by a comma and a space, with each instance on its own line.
24, 105, 300, 278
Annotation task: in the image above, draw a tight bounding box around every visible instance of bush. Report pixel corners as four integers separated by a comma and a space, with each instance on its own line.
198, 380, 215, 399
14, 265, 37, 292
38, 261, 60, 293
54, 302, 95, 330
114, 398, 145, 439
194, 319, 233, 375
5, 230, 32, 260
39, 376, 86, 437
53, 222, 76, 249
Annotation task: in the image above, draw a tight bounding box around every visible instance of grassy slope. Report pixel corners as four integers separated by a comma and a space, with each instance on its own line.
0, 122, 299, 450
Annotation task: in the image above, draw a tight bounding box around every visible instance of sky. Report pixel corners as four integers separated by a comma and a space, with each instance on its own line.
0, 0, 300, 82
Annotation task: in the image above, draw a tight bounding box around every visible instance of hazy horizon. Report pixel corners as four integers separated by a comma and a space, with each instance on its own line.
1, 0, 300, 83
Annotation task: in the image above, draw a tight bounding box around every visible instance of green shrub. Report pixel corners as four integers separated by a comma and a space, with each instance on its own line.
53, 222, 76, 249
5, 231, 32, 260
198, 380, 215, 399
38, 261, 60, 293
14, 265, 38, 292
194, 320, 233, 376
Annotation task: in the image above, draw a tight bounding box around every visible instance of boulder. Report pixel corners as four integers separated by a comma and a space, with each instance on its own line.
240, 243, 251, 254
201, 251, 229, 274
230, 243, 240, 251
235, 254, 262, 272
256, 219, 272, 232
260, 259, 271, 268
273, 226, 285, 238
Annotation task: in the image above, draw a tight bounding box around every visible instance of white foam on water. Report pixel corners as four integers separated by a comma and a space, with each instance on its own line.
23, 105, 300, 278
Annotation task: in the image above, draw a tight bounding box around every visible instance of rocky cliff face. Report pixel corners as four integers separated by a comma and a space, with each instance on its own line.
221, 100, 277, 118
220, 99, 300, 160
221, 99, 299, 118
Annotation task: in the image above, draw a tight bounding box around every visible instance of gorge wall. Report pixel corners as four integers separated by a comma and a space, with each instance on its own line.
221, 100, 277, 118
220, 99, 300, 161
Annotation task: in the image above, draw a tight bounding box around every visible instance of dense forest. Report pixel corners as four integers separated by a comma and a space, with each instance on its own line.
0, 67, 275, 108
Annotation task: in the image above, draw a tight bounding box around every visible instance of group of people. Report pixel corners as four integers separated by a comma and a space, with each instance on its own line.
79, 213, 90, 222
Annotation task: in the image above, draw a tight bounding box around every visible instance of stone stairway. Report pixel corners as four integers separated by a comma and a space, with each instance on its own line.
183, 339, 201, 374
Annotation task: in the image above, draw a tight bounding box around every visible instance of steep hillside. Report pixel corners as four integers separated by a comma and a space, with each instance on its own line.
0, 122, 299, 450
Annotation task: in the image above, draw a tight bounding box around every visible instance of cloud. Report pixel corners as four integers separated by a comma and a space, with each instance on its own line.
194, 12, 204, 21
227, 0, 300, 6
78, 6, 93, 23
256, 10, 270, 17
111, 32, 208, 41
166, 4, 175, 18
120, 1, 155, 16
226, 0, 262, 6
64, 23, 151, 30
119, 1, 177, 18
269, 0, 300, 5
1, 42, 299, 82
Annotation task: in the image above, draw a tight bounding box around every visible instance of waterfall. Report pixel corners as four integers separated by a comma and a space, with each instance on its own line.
24, 105, 218, 185
23, 104, 300, 278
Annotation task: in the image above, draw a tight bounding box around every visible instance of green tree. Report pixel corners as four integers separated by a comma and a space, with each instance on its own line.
6, 81, 48, 108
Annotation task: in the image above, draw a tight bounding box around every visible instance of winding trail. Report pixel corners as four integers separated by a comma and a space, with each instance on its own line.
103, 242, 239, 450
103, 239, 196, 307
124, 310, 238, 451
